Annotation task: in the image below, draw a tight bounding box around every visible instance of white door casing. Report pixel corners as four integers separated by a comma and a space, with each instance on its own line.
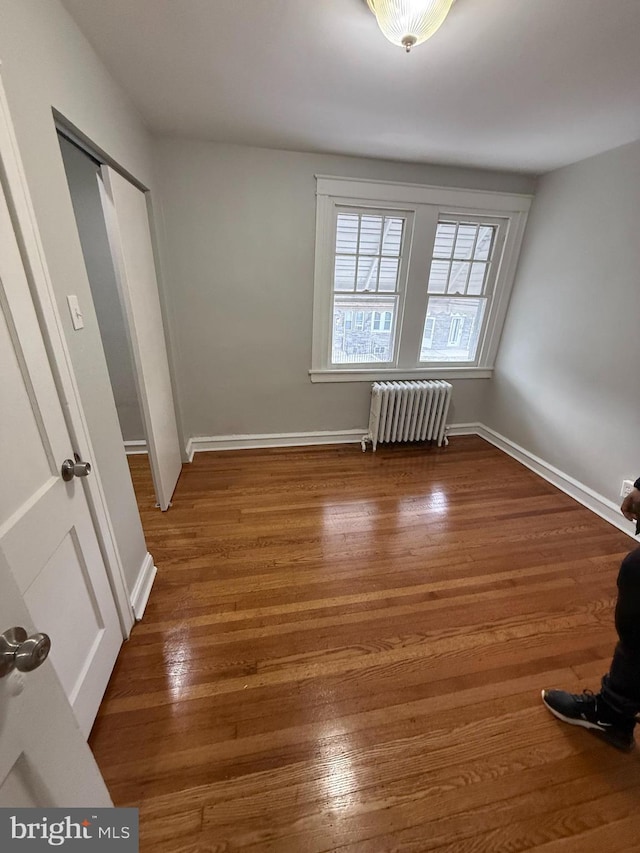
99, 167, 182, 511
0, 552, 112, 807
0, 96, 122, 739
0, 77, 135, 641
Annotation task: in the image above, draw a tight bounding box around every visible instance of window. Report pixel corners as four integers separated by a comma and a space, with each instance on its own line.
447, 315, 465, 347
330, 210, 405, 364
312, 176, 531, 381
420, 219, 498, 363
423, 317, 435, 348
372, 311, 392, 332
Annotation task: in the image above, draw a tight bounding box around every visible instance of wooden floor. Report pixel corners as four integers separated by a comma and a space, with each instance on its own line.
89, 437, 640, 852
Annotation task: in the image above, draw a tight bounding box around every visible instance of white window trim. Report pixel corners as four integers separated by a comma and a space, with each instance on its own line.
311, 175, 531, 383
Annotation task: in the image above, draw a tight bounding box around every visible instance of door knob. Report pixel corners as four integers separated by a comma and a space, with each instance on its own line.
0, 627, 51, 678
61, 452, 92, 482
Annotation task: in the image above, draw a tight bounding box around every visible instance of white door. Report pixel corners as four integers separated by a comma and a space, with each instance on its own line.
0, 161, 122, 739
0, 553, 111, 807
99, 167, 182, 511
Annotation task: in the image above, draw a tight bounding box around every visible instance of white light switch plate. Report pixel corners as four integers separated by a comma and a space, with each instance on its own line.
66, 294, 84, 330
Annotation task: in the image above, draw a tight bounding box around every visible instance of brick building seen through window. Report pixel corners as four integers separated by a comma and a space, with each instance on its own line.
332, 299, 482, 364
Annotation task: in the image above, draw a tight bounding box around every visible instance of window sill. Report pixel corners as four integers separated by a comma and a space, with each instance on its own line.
309, 367, 493, 383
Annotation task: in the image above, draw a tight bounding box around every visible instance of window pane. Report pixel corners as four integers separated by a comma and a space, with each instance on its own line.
378, 257, 400, 292
419, 296, 487, 363
335, 213, 359, 254
453, 224, 478, 259
448, 261, 470, 294
359, 215, 383, 254
427, 260, 450, 294
468, 262, 488, 295
433, 222, 456, 258
335, 213, 405, 297
332, 295, 396, 364
381, 218, 404, 255
334, 256, 356, 291
356, 257, 379, 291
475, 225, 495, 261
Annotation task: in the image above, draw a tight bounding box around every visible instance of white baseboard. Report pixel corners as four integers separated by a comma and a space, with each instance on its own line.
446, 422, 482, 437
130, 552, 157, 620
186, 429, 366, 461
184, 423, 635, 541
124, 439, 147, 456
475, 424, 636, 540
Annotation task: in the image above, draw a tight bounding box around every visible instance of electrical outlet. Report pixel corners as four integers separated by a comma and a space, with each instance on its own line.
621, 480, 635, 499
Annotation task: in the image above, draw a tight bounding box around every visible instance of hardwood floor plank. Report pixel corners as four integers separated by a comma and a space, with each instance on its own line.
99, 609, 616, 716
335, 781, 640, 853
137, 807, 204, 846
90, 438, 636, 851
515, 813, 640, 853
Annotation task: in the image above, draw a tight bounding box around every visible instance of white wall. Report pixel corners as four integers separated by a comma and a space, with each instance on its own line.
152, 138, 536, 441
484, 139, 640, 505
0, 0, 152, 593
59, 137, 145, 443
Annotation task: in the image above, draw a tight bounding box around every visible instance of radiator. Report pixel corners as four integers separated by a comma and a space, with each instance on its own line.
361, 380, 452, 452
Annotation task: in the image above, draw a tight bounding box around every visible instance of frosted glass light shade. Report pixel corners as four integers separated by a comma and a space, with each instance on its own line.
366, 0, 454, 51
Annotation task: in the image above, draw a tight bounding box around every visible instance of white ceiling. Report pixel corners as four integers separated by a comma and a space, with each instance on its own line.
61, 0, 640, 174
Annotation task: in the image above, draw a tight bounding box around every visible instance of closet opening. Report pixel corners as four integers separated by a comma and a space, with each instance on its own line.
57, 126, 182, 511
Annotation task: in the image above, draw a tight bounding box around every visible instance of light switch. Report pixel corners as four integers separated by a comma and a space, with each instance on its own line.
67, 294, 84, 330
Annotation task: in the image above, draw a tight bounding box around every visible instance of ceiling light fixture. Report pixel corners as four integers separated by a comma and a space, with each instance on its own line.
366, 0, 454, 52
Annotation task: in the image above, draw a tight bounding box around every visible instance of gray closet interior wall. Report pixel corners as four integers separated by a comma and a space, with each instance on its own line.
59, 135, 145, 443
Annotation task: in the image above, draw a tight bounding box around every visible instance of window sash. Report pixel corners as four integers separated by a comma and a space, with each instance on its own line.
419, 294, 489, 364
332, 296, 398, 365
428, 219, 498, 300
333, 208, 406, 295
328, 205, 413, 369
423, 216, 505, 367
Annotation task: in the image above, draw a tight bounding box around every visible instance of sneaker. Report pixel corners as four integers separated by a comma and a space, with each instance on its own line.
541, 688, 635, 752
